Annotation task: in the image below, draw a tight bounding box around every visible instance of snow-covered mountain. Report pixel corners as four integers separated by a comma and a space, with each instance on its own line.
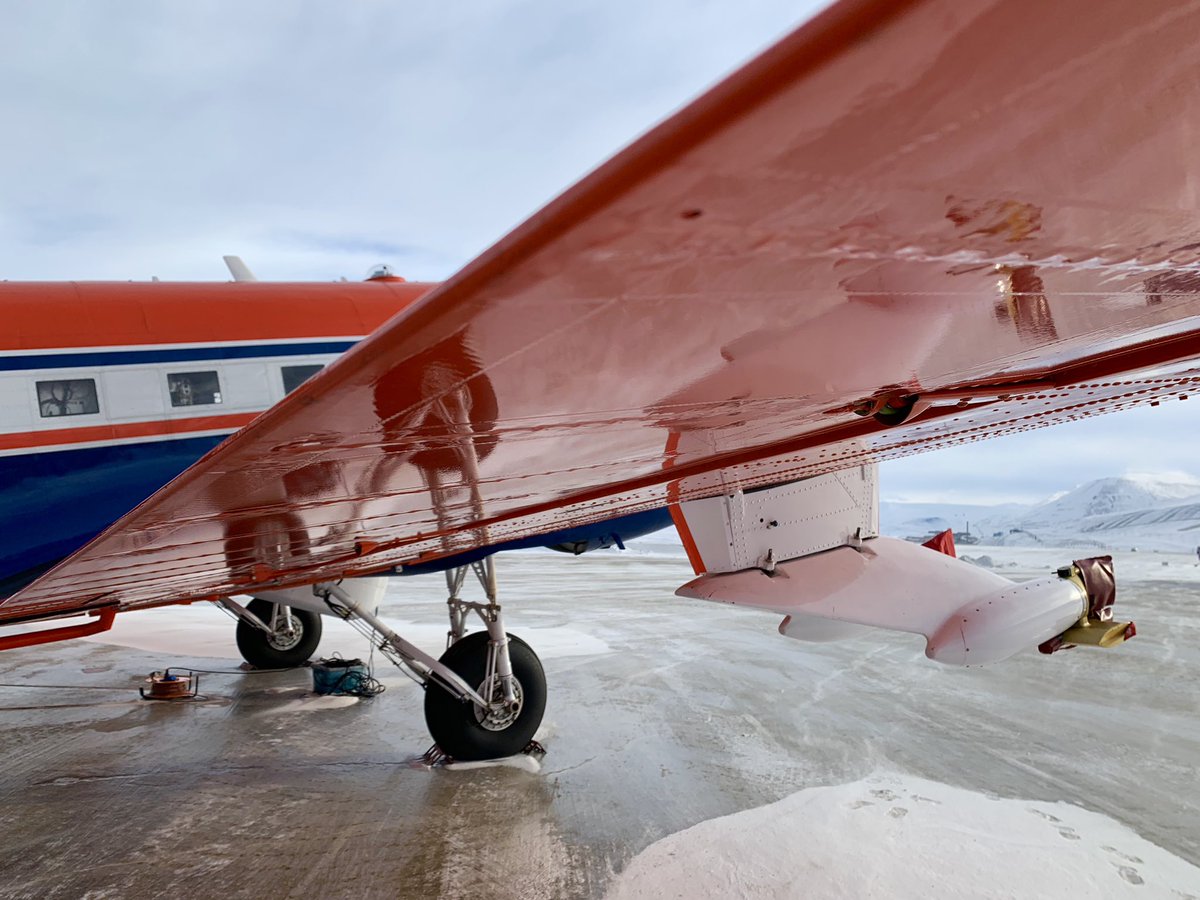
1022, 474, 1200, 524
882, 474, 1200, 552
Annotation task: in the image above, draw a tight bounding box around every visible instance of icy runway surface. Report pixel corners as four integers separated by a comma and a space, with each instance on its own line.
1, 545, 1198, 899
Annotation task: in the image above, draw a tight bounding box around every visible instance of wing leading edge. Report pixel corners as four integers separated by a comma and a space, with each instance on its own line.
8, 0, 1200, 620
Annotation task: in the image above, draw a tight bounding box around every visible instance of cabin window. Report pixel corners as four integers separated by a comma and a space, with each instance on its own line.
37, 378, 100, 417
281, 364, 324, 394
168, 370, 222, 407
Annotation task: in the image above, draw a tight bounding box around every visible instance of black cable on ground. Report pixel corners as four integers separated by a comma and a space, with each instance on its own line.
0, 682, 136, 691
322, 669, 386, 698
164, 665, 306, 677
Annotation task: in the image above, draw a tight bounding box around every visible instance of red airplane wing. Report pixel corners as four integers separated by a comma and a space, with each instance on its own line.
7, 0, 1200, 621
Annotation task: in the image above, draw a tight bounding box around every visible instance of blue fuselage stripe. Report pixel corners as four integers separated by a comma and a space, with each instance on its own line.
0, 435, 674, 599
0, 341, 358, 372
0, 435, 231, 597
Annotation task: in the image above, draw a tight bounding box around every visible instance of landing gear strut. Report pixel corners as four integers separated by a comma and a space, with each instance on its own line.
316, 560, 546, 761
426, 558, 546, 759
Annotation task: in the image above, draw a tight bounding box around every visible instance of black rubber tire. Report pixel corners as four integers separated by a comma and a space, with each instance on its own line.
424, 632, 547, 761
235, 599, 323, 668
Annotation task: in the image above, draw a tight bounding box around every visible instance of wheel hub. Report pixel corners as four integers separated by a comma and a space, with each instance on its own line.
474, 676, 524, 731
267, 615, 303, 651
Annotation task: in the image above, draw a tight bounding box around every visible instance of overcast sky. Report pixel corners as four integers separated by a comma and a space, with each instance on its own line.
3, 1, 1197, 506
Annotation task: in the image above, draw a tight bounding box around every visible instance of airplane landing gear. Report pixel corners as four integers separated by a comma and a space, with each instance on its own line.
424, 631, 546, 760
315, 559, 547, 761
427, 559, 547, 759
223, 557, 546, 759
223, 597, 323, 668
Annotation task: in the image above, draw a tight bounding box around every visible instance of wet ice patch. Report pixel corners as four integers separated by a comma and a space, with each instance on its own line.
262, 695, 359, 714
444, 754, 542, 774
605, 773, 1200, 899
523, 626, 610, 658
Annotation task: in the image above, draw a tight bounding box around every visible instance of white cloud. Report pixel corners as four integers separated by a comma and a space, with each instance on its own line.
0, 1, 822, 280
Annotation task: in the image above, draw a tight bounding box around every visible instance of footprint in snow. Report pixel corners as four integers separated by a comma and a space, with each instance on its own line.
1116, 866, 1144, 886
1028, 808, 1061, 823
1103, 846, 1144, 865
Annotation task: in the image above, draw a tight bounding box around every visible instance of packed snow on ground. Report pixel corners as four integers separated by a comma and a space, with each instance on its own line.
366, 613, 613, 660
960, 545, 1200, 583
77, 594, 612, 662
605, 772, 1200, 900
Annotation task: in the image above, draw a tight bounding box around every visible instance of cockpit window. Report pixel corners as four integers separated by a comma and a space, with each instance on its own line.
37, 379, 99, 417
282, 364, 323, 394
168, 371, 222, 407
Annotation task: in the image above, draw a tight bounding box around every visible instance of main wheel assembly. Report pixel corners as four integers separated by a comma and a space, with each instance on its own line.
235, 598, 322, 668
423, 631, 546, 761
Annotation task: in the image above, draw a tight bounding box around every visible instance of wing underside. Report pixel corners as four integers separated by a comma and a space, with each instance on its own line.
7, 0, 1200, 621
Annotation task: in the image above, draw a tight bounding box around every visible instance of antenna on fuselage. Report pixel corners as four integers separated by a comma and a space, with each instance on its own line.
365, 263, 405, 283
223, 255, 258, 282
